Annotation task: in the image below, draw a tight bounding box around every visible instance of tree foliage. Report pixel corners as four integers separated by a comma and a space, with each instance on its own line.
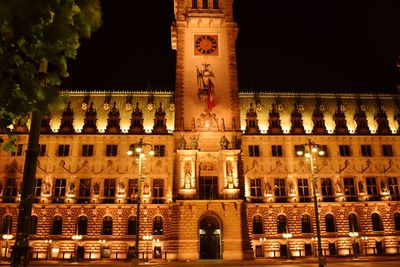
0, 0, 101, 142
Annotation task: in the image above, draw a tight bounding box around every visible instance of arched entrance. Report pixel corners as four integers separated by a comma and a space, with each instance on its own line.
199, 216, 221, 259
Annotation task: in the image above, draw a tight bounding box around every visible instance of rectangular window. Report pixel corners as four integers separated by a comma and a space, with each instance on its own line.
339, 145, 351, 156
366, 177, 378, 200
361, 145, 372, 157
199, 176, 218, 200
152, 179, 164, 204
57, 144, 70, 156
78, 178, 91, 203
106, 144, 118, 157
103, 178, 116, 203
11, 144, 23, 156
320, 178, 334, 201
382, 144, 393, 157
271, 145, 283, 157
250, 178, 262, 198
154, 145, 165, 157
127, 179, 138, 203
294, 145, 304, 156
274, 178, 286, 202
33, 178, 42, 203
388, 177, 399, 200
39, 144, 46, 157
53, 178, 66, 203
249, 145, 260, 157
82, 144, 94, 157
4, 178, 18, 203
297, 178, 310, 202
318, 145, 328, 157
344, 177, 356, 201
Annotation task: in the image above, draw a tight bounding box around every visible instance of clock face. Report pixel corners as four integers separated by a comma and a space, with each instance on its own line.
194, 35, 218, 56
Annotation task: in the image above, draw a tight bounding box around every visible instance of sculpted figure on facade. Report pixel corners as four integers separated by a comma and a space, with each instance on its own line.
189, 135, 199, 150
93, 182, 100, 195
220, 136, 229, 150
118, 182, 125, 195
178, 135, 186, 150
67, 183, 76, 196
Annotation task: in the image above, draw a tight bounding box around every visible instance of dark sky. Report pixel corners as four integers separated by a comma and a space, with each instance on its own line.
67, 0, 400, 93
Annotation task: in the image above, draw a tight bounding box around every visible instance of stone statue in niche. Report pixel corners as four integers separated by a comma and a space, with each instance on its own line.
289, 182, 296, 196
143, 183, 150, 195
43, 180, 51, 195
178, 135, 186, 150
67, 183, 76, 196
381, 181, 389, 194
184, 162, 192, 189
0, 183, 3, 196
265, 181, 272, 195
118, 182, 125, 195
335, 182, 342, 194
226, 160, 233, 177
358, 181, 365, 193
231, 134, 240, 149
93, 182, 100, 195
219, 136, 229, 150
189, 135, 199, 150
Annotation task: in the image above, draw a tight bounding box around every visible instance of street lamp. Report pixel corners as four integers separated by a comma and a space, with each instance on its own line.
361, 236, 368, 255
71, 234, 82, 261
296, 139, 326, 267
2, 234, 13, 259
311, 237, 319, 256
282, 232, 293, 259
349, 232, 359, 257
98, 239, 105, 259
259, 237, 267, 258
45, 239, 52, 260
143, 234, 153, 262
127, 139, 154, 261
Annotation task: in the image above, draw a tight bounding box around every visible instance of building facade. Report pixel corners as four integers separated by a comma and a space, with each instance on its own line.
0, 0, 399, 261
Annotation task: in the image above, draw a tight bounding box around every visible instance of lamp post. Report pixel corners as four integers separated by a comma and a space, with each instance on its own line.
127, 139, 154, 262
98, 239, 105, 259
296, 139, 326, 267
71, 234, 82, 261
349, 232, 359, 257
361, 236, 368, 255
2, 234, 13, 259
282, 232, 292, 259
259, 237, 267, 258
143, 234, 153, 262
45, 239, 52, 260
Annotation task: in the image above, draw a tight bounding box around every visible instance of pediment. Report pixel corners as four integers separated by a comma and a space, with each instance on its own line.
317, 160, 337, 176
338, 161, 358, 175
360, 160, 380, 174
269, 160, 288, 175
245, 164, 265, 178
4, 160, 22, 175
383, 162, 400, 175
52, 160, 73, 175
96, 160, 119, 175
149, 160, 169, 176
294, 160, 310, 175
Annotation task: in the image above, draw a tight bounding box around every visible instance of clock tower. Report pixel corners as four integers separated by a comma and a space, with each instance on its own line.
171, 0, 252, 261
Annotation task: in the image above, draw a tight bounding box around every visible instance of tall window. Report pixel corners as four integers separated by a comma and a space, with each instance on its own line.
102, 216, 113, 235
78, 178, 91, 203
39, 144, 47, 156
348, 213, 359, 232
382, 144, 393, 156
344, 177, 356, 201
4, 178, 18, 203
339, 145, 351, 156
1, 215, 12, 234
325, 214, 336, 232
394, 213, 400, 231
388, 177, 399, 200
199, 176, 218, 200
106, 144, 118, 156
253, 215, 263, 234
249, 145, 260, 157
30, 216, 38, 235
53, 178, 66, 203
250, 178, 262, 197
33, 178, 42, 203
371, 213, 383, 231
361, 145, 372, 156
11, 144, 23, 156
297, 178, 310, 202
366, 177, 378, 200
103, 179, 116, 203
51, 216, 62, 235
213, 0, 219, 9
154, 145, 165, 157
152, 179, 164, 204
271, 145, 282, 157
57, 144, 70, 156
301, 214, 312, 233
128, 179, 138, 203
277, 215, 287, 234
82, 144, 94, 157
202, 0, 208, 9
153, 216, 164, 235
192, 0, 198, 8
127, 216, 137, 235
274, 178, 286, 202
320, 178, 333, 201
77, 216, 88, 235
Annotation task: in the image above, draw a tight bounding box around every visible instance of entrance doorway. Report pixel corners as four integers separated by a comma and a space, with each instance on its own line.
199, 216, 221, 259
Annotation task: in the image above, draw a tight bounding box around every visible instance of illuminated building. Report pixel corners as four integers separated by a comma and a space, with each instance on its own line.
0, 0, 399, 261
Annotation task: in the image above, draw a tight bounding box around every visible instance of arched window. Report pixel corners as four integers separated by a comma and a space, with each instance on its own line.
348, 213, 359, 232
371, 213, 383, 231
277, 215, 287, 234
127, 216, 137, 235
325, 214, 336, 232
395, 212, 400, 231
77, 216, 88, 235
102, 216, 113, 235
202, 0, 208, 9
152, 216, 163, 235
253, 215, 263, 234
301, 214, 312, 233
30, 216, 38, 235
192, 0, 198, 8
213, 0, 219, 9
2, 215, 12, 234
51, 216, 62, 235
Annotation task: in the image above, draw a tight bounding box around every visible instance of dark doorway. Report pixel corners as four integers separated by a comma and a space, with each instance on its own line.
199, 216, 221, 259
77, 246, 84, 261
376, 241, 384, 255
127, 246, 135, 259
280, 244, 288, 258
305, 243, 313, 256
328, 243, 336, 256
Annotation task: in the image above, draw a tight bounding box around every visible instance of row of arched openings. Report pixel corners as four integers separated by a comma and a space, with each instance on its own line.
192, 0, 219, 9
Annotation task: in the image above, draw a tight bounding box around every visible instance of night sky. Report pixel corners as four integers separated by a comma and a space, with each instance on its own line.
66, 0, 400, 93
